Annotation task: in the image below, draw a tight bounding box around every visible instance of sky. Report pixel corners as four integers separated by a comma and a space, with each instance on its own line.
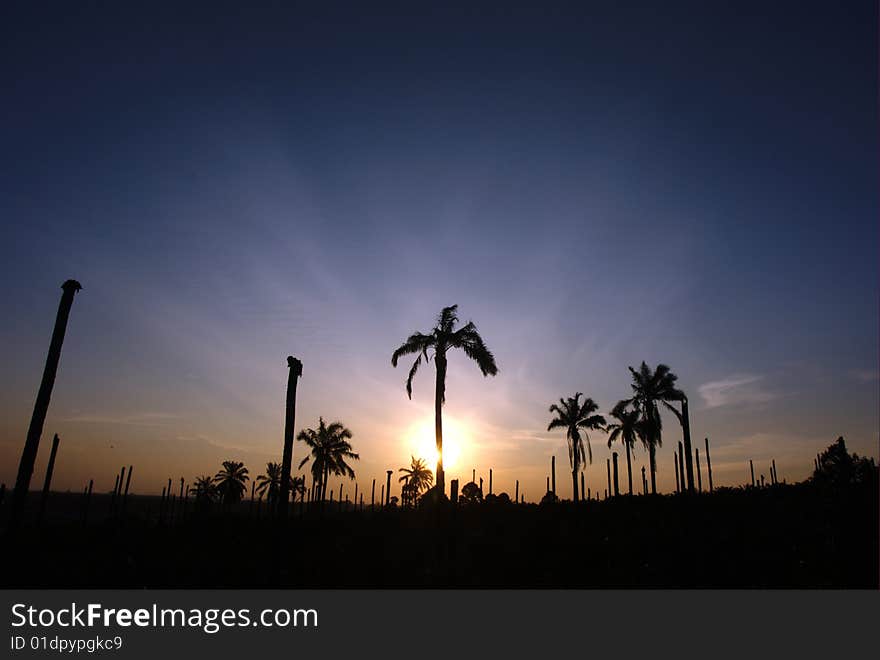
1, 1, 877, 502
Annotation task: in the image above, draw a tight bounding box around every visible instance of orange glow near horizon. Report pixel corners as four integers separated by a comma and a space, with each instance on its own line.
407, 416, 465, 473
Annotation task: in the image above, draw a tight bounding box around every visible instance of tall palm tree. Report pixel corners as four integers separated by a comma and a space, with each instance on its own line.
398, 456, 434, 506
255, 462, 283, 506
214, 460, 249, 508
625, 362, 684, 495
606, 400, 644, 496
547, 393, 606, 502
391, 304, 498, 494
297, 417, 359, 501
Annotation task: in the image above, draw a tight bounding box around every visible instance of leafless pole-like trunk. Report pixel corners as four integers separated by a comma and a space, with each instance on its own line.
677, 441, 685, 495
750, 460, 755, 487
515, 480, 519, 503
546, 476, 550, 493
681, 397, 695, 493
354, 483, 358, 510
606, 459, 611, 500
450, 479, 459, 504
580, 473, 585, 503
696, 449, 702, 493
167, 477, 174, 523
82, 479, 93, 526
37, 433, 61, 525
551, 456, 556, 498
110, 474, 120, 516
705, 438, 714, 492
178, 478, 184, 522
771, 460, 777, 485
371, 478, 375, 509
642, 466, 647, 495
672, 452, 681, 493
278, 356, 303, 519
612, 452, 619, 497
489, 469, 493, 495
122, 465, 133, 516
9, 280, 82, 532
385, 470, 392, 506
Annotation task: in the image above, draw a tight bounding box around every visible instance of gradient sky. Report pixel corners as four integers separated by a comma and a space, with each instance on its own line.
2, 1, 877, 501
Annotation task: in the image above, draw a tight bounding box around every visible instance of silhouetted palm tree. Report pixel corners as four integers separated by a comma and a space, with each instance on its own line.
291, 475, 306, 502
625, 362, 683, 494
606, 401, 644, 496
255, 462, 283, 506
189, 474, 217, 512
297, 418, 359, 501
391, 304, 498, 495
214, 461, 249, 508
398, 456, 434, 506
547, 393, 606, 502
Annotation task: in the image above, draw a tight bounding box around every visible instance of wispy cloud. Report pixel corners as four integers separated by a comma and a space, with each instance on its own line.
698, 374, 776, 409
61, 412, 179, 427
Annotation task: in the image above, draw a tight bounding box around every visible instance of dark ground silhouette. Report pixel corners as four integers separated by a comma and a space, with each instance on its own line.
2, 476, 876, 588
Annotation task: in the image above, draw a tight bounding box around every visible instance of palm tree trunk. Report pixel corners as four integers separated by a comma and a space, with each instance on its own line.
37, 433, 61, 525
571, 468, 579, 503
434, 355, 446, 495
682, 398, 695, 493
9, 280, 81, 532
625, 442, 633, 495
649, 444, 657, 495
705, 437, 714, 492
278, 356, 303, 519
612, 452, 619, 497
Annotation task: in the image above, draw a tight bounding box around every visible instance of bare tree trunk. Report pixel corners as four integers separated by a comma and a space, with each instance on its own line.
672, 452, 681, 493
625, 442, 633, 495
489, 469, 493, 495
515, 480, 519, 503
37, 433, 61, 525
551, 456, 556, 498
385, 470, 392, 506
9, 280, 81, 533
571, 468, 578, 503
705, 437, 714, 492
434, 354, 447, 496
82, 479, 93, 526
649, 444, 657, 495
606, 458, 611, 500
278, 356, 303, 519
682, 397, 694, 493
677, 442, 685, 495
371, 478, 375, 508
122, 465, 133, 516
580, 473, 585, 503
696, 449, 702, 493
612, 452, 619, 497
750, 460, 755, 487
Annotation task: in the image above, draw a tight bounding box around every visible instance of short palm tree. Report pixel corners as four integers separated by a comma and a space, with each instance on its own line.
214, 460, 249, 508
189, 475, 217, 504
297, 417, 359, 501
606, 400, 644, 496
391, 304, 498, 495
398, 456, 434, 506
547, 393, 606, 502
291, 475, 306, 502
624, 362, 684, 494
255, 462, 283, 506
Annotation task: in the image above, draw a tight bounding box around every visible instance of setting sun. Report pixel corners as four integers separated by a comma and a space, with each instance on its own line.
407, 417, 465, 472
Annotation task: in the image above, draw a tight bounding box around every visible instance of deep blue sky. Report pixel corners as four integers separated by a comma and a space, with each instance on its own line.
1, 1, 877, 497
